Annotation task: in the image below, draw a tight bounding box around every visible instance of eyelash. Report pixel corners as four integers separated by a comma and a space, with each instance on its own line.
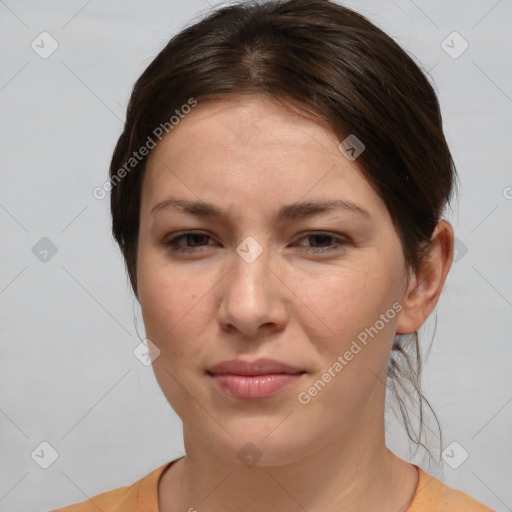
164, 231, 349, 254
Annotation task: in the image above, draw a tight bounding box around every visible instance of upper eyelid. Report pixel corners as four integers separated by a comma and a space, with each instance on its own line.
166, 231, 347, 245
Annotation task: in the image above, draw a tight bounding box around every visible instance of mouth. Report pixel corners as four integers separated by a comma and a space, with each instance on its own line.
207, 358, 306, 399
207, 358, 305, 376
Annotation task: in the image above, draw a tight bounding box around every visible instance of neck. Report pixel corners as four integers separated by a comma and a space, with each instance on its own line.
160, 405, 418, 512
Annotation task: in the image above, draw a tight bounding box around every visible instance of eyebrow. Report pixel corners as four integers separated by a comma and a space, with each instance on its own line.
150, 197, 371, 221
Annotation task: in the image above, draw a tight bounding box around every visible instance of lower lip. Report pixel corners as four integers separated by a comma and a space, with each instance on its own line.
209, 373, 304, 399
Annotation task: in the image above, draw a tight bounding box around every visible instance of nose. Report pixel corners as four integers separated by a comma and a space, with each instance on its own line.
216, 241, 289, 339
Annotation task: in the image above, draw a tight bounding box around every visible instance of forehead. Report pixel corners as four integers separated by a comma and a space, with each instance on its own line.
140, 94, 385, 218
152, 95, 340, 159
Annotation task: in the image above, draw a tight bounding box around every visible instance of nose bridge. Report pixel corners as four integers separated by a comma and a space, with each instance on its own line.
218, 235, 286, 336
230, 235, 272, 302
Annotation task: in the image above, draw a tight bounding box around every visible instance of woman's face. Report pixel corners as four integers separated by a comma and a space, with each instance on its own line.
136, 95, 411, 466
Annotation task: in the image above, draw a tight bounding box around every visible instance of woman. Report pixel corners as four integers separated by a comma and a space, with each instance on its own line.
52, 0, 494, 510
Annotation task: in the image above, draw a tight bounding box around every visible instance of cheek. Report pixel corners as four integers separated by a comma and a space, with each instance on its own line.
299, 258, 401, 354
295, 265, 402, 422
138, 262, 214, 412
137, 256, 211, 359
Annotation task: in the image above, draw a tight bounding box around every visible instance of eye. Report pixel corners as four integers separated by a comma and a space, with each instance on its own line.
164, 231, 215, 253
293, 232, 348, 253
164, 231, 349, 255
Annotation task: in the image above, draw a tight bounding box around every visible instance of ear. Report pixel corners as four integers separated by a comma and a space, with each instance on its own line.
396, 220, 454, 334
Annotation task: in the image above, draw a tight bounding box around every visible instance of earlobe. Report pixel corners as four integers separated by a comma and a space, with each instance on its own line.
396, 220, 454, 334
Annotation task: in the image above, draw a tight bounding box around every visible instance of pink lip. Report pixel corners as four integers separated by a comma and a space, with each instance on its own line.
207, 358, 306, 399
210, 374, 304, 399
208, 358, 303, 376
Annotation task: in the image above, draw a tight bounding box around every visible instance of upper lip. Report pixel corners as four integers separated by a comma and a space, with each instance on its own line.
207, 358, 305, 376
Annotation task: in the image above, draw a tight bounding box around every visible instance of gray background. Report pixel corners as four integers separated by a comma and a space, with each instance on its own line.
0, 0, 511, 510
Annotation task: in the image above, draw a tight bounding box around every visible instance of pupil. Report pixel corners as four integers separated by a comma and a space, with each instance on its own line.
189, 234, 206, 246
311, 234, 330, 247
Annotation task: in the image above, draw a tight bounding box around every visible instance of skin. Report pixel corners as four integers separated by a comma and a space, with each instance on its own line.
135, 94, 454, 512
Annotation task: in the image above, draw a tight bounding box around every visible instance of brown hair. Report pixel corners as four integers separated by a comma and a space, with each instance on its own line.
110, 0, 456, 461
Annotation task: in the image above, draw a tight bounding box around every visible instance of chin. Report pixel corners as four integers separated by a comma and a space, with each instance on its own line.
202, 425, 312, 469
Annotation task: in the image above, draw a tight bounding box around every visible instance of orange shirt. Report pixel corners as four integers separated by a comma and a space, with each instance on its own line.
50, 459, 494, 512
